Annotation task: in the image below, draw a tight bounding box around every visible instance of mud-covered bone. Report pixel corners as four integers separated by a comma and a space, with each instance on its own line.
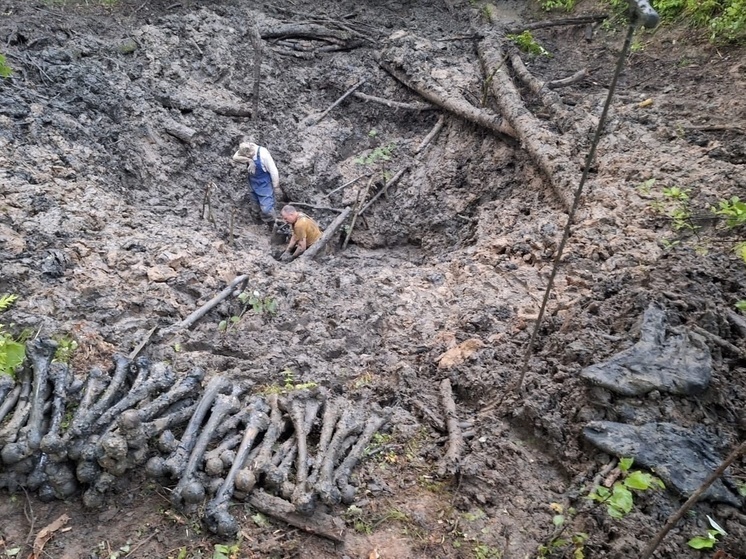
63, 367, 107, 448
0, 375, 15, 412
234, 393, 287, 491
171, 387, 243, 509
163, 375, 229, 479
135, 366, 204, 422
334, 410, 390, 504
307, 397, 342, 487
315, 407, 364, 506
282, 390, 325, 514
92, 361, 175, 432
265, 393, 323, 496
204, 397, 270, 536
0, 359, 32, 445
0, 378, 21, 426
39, 362, 73, 458
69, 355, 132, 438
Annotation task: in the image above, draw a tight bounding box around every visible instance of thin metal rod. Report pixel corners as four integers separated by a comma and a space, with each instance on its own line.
513, 23, 637, 394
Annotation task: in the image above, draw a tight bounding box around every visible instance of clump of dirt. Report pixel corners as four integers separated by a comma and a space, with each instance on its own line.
1, 0, 745, 558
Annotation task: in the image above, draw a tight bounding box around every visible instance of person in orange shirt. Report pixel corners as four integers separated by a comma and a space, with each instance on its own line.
279, 205, 322, 262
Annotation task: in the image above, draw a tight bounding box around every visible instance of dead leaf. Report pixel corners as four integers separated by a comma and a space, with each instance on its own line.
32, 514, 70, 559
638, 98, 653, 108
368, 549, 381, 559
437, 338, 485, 369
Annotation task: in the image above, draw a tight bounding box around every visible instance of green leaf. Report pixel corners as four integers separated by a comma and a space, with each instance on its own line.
552, 514, 565, 527
608, 482, 633, 517
176, 548, 188, 559
230, 316, 240, 323
5, 548, 21, 557
573, 547, 585, 559
736, 300, 746, 312
218, 320, 227, 332
251, 512, 270, 527
687, 535, 716, 550
624, 470, 653, 490
589, 486, 610, 502
619, 457, 634, 472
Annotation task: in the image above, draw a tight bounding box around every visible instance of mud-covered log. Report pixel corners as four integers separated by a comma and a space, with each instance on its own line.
352, 91, 434, 111
437, 378, 464, 476
478, 36, 577, 211
260, 23, 351, 44
298, 207, 353, 261
0, 366, 32, 445
248, 489, 346, 543
378, 58, 516, 145
508, 51, 592, 134
163, 117, 197, 143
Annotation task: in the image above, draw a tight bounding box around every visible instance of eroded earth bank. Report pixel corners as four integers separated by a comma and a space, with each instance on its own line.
0, 0, 745, 558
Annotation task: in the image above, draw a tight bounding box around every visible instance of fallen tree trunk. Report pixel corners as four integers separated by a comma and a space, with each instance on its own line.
505, 14, 608, 34
163, 118, 197, 143
299, 206, 353, 261
352, 91, 434, 111
377, 58, 517, 146
437, 378, 464, 476
260, 23, 350, 44
248, 490, 346, 542
478, 36, 579, 211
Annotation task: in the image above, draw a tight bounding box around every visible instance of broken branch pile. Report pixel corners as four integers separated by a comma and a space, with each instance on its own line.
0, 340, 391, 540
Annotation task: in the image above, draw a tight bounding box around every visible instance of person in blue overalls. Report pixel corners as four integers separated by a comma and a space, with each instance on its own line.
232, 141, 281, 225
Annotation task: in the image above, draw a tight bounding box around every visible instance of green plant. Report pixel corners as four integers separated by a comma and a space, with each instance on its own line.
687, 515, 727, 549
53, 335, 78, 364
636, 178, 657, 196
537, 504, 588, 559
474, 543, 502, 559
0, 54, 12, 78
588, 457, 664, 519
0, 295, 25, 379
736, 300, 746, 312
213, 540, 240, 559
219, 290, 277, 333
507, 31, 551, 56
355, 141, 395, 187
662, 186, 690, 200
712, 196, 746, 228
539, 0, 576, 11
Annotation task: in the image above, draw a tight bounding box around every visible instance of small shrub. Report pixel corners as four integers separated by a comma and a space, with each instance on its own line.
687, 515, 727, 549
507, 31, 551, 56
0, 54, 12, 78
588, 457, 664, 519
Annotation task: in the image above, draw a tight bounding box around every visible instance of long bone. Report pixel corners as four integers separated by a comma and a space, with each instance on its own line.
63, 367, 108, 451
69, 355, 132, 438
306, 397, 343, 486
265, 393, 323, 495
0, 379, 21, 426
0, 375, 15, 413
135, 367, 205, 421
204, 431, 244, 477
37, 460, 77, 501
40, 362, 74, 458
163, 376, 229, 478
333, 410, 391, 504
283, 390, 327, 515
0, 361, 32, 444
170, 386, 243, 509
92, 361, 175, 431
21, 338, 57, 450
204, 397, 270, 536
314, 407, 365, 506
234, 393, 288, 492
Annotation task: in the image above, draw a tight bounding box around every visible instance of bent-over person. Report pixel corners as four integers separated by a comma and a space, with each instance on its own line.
232, 140, 281, 225
280, 205, 322, 262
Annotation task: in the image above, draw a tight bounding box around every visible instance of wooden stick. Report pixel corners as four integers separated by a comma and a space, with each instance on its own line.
307, 79, 366, 126
324, 173, 368, 198
505, 14, 608, 34
691, 325, 746, 358
249, 24, 263, 120
248, 490, 346, 543
640, 440, 746, 559
682, 125, 746, 135
357, 115, 445, 217
162, 274, 249, 334
547, 69, 588, 89
288, 201, 345, 213
727, 310, 746, 338
300, 207, 353, 260
437, 378, 464, 476
343, 176, 374, 249
352, 91, 434, 111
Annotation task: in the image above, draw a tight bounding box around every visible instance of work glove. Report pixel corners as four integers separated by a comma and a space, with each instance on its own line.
280, 251, 294, 263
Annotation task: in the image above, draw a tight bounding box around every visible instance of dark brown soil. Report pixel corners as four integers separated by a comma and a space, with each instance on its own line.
1, 0, 745, 558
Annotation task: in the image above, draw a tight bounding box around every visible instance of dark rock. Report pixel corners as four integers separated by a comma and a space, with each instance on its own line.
580, 304, 711, 396
583, 421, 742, 507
